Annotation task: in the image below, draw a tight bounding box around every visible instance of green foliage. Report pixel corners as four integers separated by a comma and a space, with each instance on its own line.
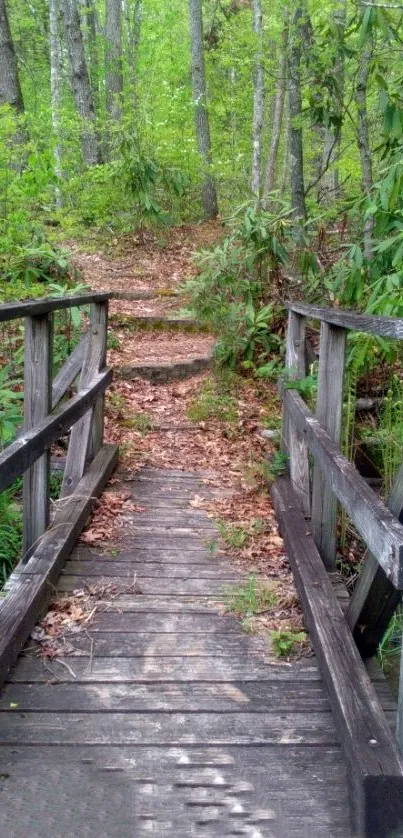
184, 204, 289, 368
122, 412, 153, 435
216, 520, 249, 550
226, 575, 278, 618
0, 366, 23, 449
271, 629, 308, 658
266, 450, 288, 481
0, 484, 23, 585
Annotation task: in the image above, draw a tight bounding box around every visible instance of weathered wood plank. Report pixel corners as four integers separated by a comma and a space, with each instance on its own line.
88, 612, 240, 633
0, 710, 343, 746
56, 576, 238, 595
71, 547, 222, 563
51, 334, 88, 409
286, 302, 403, 340
0, 369, 112, 493
22, 313, 52, 558
29, 630, 269, 658
9, 656, 321, 683
282, 310, 310, 515
62, 560, 240, 579
62, 302, 108, 496
311, 322, 346, 568
282, 386, 403, 588
0, 292, 111, 323
0, 680, 332, 713
272, 476, 403, 838
0, 445, 118, 690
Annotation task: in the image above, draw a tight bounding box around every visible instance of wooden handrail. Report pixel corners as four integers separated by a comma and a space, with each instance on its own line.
286, 301, 403, 339
0, 292, 111, 322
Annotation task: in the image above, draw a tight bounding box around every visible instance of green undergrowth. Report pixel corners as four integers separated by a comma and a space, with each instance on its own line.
187, 376, 238, 424
270, 629, 308, 658
226, 575, 278, 618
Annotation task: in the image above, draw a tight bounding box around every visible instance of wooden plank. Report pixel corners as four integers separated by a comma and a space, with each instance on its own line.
62, 560, 241, 579
346, 461, 403, 657
0, 368, 112, 493
0, 444, 118, 690
71, 547, 220, 563
286, 301, 403, 340
56, 576, 238, 595
272, 476, 403, 838
81, 611, 259, 633
311, 322, 346, 569
28, 630, 269, 658
0, 711, 341, 746
0, 680, 331, 713
51, 334, 88, 409
22, 313, 52, 558
282, 386, 403, 588
9, 656, 321, 683
62, 302, 108, 496
282, 310, 310, 515
0, 292, 111, 323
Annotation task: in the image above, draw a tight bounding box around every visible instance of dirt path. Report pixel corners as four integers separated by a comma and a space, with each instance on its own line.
73, 223, 305, 643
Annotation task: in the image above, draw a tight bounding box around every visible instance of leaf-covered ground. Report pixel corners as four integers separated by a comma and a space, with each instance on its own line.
72, 223, 306, 648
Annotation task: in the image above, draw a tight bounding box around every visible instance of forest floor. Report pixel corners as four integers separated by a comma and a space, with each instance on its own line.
71, 222, 307, 651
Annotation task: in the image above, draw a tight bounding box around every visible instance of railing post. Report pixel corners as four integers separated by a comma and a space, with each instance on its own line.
282, 310, 310, 516
61, 300, 108, 497
23, 313, 52, 559
311, 321, 346, 569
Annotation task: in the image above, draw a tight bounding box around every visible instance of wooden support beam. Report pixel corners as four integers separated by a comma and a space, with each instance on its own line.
272, 476, 403, 838
22, 314, 52, 559
61, 302, 108, 497
282, 387, 403, 588
282, 310, 310, 516
311, 322, 346, 568
0, 369, 112, 494
346, 462, 403, 657
0, 444, 118, 691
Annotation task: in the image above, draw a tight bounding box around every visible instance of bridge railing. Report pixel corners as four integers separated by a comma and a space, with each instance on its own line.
0, 294, 118, 685
275, 302, 403, 837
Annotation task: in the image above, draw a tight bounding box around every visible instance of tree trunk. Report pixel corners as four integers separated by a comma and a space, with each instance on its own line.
0, 0, 24, 112
188, 0, 218, 219
61, 0, 100, 165
251, 0, 264, 200
319, 0, 346, 204
50, 0, 63, 208
288, 2, 307, 223
105, 0, 123, 123
125, 0, 142, 110
356, 5, 373, 259
263, 16, 288, 205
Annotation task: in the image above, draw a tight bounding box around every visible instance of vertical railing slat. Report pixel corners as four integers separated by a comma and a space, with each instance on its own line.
22, 313, 52, 559
282, 310, 310, 516
311, 321, 347, 569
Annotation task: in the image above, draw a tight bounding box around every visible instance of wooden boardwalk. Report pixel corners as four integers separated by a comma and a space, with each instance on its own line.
0, 466, 390, 838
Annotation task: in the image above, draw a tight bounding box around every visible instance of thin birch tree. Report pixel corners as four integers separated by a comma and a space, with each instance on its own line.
105, 0, 123, 123
189, 0, 218, 219
288, 1, 307, 222
251, 0, 264, 200
50, 0, 63, 207
263, 13, 289, 205
356, 3, 374, 258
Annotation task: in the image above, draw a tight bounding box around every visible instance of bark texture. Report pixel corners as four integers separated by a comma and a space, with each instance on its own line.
251, 0, 264, 199
125, 0, 142, 109
189, 0, 218, 219
263, 17, 288, 204
0, 0, 24, 112
288, 2, 306, 222
105, 0, 123, 122
319, 0, 347, 203
61, 0, 101, 165
50, 0, 62, 207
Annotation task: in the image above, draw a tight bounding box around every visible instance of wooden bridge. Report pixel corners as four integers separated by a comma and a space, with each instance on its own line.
1, 293, 403, 837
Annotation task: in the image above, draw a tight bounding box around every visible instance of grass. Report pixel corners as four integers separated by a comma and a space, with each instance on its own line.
122, 412, 153, 435
270, 629, 308, 658
216, 519, 249, 550
378, 607, 403, 673
226, 575, 278, 618
187, 378, 238, 424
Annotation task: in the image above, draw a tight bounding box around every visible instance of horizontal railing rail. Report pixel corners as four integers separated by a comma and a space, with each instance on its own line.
286, 301, 403, 339
0, 292, 111, 323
